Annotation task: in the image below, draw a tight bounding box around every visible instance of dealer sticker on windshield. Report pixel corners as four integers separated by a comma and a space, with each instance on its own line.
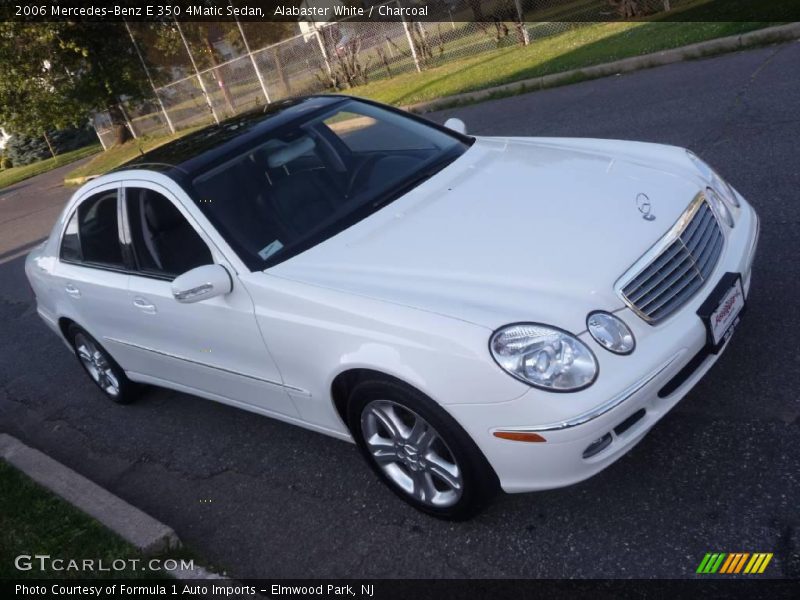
697, 273, 745, 352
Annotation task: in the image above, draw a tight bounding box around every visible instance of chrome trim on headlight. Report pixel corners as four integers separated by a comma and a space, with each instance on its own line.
706, 186, 734, 228
587, 311, 636, 355
489, 323, 598, 392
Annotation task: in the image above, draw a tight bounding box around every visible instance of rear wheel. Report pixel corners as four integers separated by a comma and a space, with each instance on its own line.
347, 379, 498, 520
69, 325, 138, 404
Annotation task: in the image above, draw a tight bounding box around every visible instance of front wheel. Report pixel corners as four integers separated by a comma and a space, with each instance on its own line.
347, 380, 498, 520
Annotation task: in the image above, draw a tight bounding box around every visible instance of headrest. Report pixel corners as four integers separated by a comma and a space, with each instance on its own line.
143, 192, 183, 232
267, 136, 315, 168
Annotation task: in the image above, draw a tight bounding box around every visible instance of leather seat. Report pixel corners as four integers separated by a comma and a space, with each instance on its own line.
143, 193, 211, 275
81, 196, 123, 265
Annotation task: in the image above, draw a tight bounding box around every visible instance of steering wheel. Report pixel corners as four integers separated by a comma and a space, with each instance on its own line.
345, 154, 384, 198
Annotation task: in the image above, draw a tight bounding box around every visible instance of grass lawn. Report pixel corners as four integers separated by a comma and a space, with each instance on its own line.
0, 460, 190, 579
0, 144, 101, 190
346, 20, 778, 107
57, 7, 786, 182
65, 128, 202, 183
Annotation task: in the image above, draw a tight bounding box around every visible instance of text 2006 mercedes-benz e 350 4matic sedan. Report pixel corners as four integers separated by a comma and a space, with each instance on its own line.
26, 96, 759, 519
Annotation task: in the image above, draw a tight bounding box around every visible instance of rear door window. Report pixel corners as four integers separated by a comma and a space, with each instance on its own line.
60, 191, 124, 268
59, 211, 82, 262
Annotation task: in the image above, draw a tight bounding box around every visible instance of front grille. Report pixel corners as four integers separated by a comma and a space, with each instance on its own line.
620, 196, 724, 323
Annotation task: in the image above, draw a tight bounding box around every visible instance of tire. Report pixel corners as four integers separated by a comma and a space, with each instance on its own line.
347, 379, 498, 520
68, 325, 138, 404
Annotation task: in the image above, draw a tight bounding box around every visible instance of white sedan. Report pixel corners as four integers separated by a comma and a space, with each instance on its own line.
25, 96, 759, 519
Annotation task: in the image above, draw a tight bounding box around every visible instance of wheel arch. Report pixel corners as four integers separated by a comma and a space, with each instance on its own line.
331, 368, 412, 431
57, 317, 122, 366
58, 316, 78, 345
329, 367, 501, 486
332, 367, 502, 505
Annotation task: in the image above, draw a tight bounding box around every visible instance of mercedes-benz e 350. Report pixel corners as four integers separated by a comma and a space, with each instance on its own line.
26, 96, 759, 518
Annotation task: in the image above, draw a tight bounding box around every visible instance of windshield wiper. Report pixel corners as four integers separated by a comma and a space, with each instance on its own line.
370, 151, 462, 211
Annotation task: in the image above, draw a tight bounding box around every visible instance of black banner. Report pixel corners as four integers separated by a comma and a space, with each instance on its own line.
4, 579, 800, 600
2, 0, 800, 23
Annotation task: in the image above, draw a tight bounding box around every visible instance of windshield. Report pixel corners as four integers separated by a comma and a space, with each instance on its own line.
189, 99, 470, 270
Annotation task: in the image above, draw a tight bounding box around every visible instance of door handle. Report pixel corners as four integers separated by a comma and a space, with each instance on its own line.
133, 296, 157, 314
64, 283, 81, 298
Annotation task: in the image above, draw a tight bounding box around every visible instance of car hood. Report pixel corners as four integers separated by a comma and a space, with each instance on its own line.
268, 136, 707, 332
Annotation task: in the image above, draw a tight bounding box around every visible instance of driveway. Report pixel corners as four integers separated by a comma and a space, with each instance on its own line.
0, 43, 798, 578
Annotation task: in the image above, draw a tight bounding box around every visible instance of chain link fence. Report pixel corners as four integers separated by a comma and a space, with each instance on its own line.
93, 0, 687, 148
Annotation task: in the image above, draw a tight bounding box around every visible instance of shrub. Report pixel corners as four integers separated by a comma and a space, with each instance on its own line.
4, 135, 51, 166
0, 156, 12, 169
5, 125, 96, 166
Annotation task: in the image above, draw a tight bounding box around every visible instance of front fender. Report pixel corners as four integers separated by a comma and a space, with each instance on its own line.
241, 274, 530, 434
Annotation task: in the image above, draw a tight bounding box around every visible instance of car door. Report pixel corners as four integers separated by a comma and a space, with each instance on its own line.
107, 181, 298, 418
52, 185, 131, 347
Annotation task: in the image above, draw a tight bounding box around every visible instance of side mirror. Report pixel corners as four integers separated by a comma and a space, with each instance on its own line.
172, 264, 232, 304
444, 118, 467, 135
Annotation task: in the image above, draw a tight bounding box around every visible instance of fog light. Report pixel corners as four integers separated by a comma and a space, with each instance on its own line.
582, 433, 612, 458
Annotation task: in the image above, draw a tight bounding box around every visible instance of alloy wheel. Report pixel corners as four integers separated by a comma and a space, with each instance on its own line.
74, 333, 120, 398
361, 399, 463, 507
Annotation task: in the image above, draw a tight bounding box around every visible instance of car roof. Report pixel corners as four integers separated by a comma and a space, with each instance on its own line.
116, 95, 349, 182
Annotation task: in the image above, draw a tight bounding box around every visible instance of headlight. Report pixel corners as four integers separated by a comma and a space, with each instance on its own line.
706, 186, 734, 228
587, 312, 635, 355
709, 171, 740, 208
490, 324, 598, 391
687, 150, 740, 208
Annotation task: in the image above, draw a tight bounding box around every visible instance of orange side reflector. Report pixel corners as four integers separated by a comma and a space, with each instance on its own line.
493, 431, 546, 443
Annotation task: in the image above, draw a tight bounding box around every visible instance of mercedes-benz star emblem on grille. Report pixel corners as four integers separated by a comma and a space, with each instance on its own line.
636, 193, 656, 221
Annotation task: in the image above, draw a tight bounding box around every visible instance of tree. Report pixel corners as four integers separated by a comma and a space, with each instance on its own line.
608, 0, 642, 18
137, 19, 298, 115
147, 21, 241, 116
4, 126, 94, 166
0, 22, 153, 146
467, 0, 485, 21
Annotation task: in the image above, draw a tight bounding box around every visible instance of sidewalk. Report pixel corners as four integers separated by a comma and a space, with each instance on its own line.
0, 433, 178, 555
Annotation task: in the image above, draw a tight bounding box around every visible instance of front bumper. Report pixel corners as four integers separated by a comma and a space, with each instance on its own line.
448, 197, 760, 493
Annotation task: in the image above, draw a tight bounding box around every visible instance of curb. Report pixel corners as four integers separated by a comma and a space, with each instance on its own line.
64, 174, 98, 187
404, 22, 800, 113
0, 433, 181, 556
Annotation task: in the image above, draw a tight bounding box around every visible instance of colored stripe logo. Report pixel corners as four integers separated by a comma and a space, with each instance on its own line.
696, 552, 773, 574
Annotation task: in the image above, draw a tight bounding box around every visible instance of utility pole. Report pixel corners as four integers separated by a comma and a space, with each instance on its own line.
313, 24, 333, 78
230, 1, 271, 105
117, 101, 138, 138
175, 20, 220, 125
124, 20, 175, 133
514, 0, 530, 45
401, 17, 421, 73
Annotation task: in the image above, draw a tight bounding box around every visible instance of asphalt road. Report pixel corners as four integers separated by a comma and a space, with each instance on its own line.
1, 43, 799, 579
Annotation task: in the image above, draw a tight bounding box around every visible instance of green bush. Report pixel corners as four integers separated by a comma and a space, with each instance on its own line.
0, 156, 11, 169
5, 125, 96, 166
4, 135, 51, 166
